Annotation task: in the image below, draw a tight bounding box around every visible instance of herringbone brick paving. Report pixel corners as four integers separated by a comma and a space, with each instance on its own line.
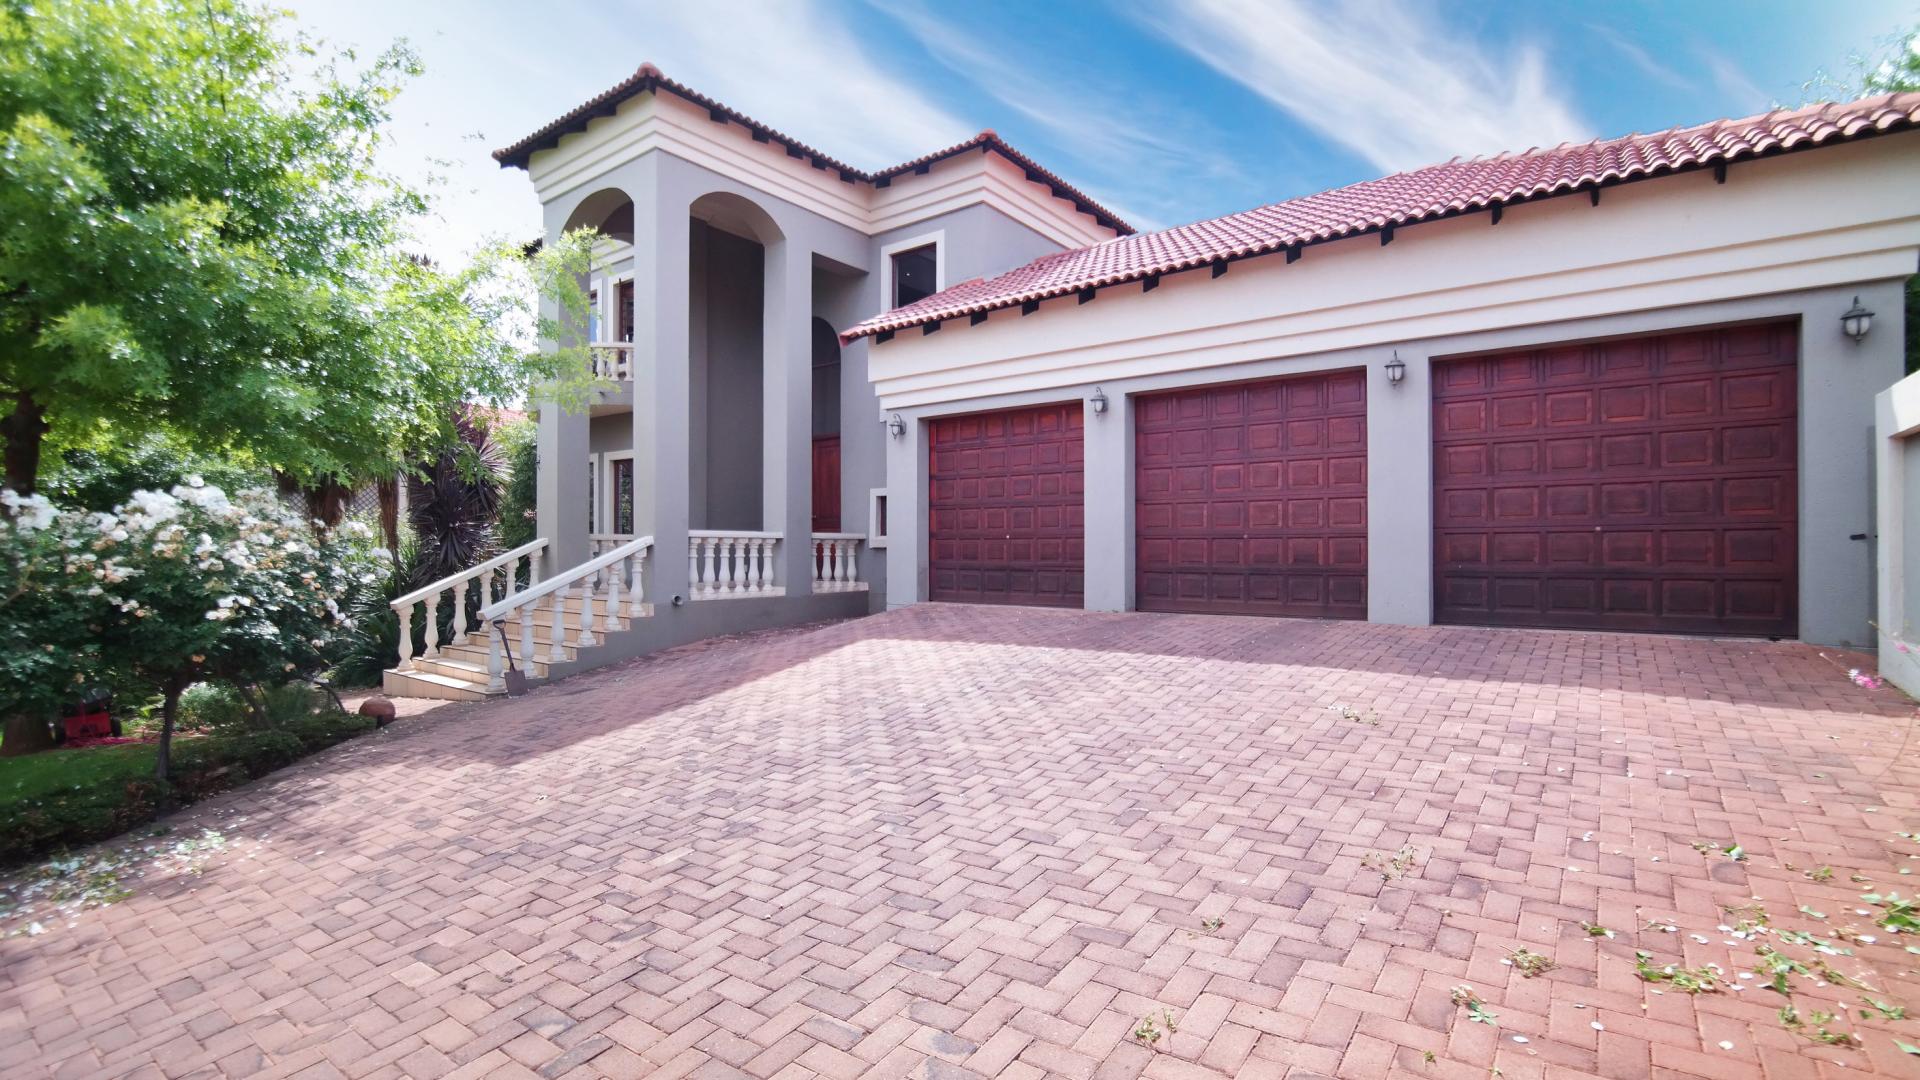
5, 605, 1920, 1079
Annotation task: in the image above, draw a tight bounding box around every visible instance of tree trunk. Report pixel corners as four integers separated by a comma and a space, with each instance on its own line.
1, 390, 48, 496
154, 677, 184, 783
376, 475, 400, 554
1, 713, 56, 757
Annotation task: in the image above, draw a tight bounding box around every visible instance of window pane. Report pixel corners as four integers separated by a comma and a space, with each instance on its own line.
891, 245, 937, 308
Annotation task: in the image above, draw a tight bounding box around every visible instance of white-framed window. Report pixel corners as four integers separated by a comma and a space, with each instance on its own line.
600, 450, 636, 534
867, 488, 889, 549
880, 231, 945, 310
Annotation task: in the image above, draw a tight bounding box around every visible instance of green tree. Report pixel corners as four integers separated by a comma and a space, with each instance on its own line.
0, 0, 594, 496
1806, 26, 1920, 372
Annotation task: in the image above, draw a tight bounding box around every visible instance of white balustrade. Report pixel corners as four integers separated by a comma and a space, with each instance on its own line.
479, 536, 654, 694
590, 341, 634, 381
392, 539, 546, 673
590, 533, 630, 558
687, 531, 782, 600
810, 534, 867, 592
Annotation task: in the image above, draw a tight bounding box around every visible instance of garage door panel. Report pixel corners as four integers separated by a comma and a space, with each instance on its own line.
929, 403, 1084, 607
1434, 321, 1796, 636
1138, 369, 1367, 618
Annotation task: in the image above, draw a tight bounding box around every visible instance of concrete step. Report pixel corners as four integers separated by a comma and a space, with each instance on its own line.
405, 654, 499, 687
382, 666, 497, 701
438, 639, 556, 677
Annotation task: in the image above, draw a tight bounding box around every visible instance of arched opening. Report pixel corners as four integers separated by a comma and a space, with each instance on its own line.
556, 189, 639, 546
687, 192, 784, 532
811, 317, 842, 532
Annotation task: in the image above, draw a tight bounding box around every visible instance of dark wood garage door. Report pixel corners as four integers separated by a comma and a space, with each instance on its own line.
1136, 370, 1368, 617
1433, 322, 1797, 636
928, 404, 1084, 606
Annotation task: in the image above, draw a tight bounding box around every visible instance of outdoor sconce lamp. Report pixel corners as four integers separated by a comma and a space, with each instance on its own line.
1385, 351, 1407, 386
1090, 387, 1109, 416
1842, 296, 1874, 343
887, 413, 906, 439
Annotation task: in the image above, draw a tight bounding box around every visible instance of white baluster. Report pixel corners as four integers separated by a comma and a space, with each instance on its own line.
766, 537, 778, 591
730, 538, 746, 594
545, 587, 567, 665
486, 626, 505, 694
753, 538, 768, 593
844, 540, 857, 586
688, 539, 701, 598
519, 603, 535, 676
603, 564, 623, 632
705, 537, 720, 597
425, 588, 446, 657
575, 583, 598, 647
397, 602, 414, 671
528, 550, 542, 588
628, 547, 646, 616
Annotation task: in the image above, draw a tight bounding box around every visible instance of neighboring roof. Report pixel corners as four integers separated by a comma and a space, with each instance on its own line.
494, 64, 1132, 235
844, 92, 1920, 343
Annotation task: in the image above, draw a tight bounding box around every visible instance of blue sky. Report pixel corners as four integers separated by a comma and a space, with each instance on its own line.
291, 0, 1920, 264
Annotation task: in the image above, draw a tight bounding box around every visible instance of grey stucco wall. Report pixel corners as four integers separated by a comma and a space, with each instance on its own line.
884, 281, 1907, 646
694, 220, 766, 531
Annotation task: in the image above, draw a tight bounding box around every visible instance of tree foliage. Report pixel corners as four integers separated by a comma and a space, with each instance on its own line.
0, 0, 595, 494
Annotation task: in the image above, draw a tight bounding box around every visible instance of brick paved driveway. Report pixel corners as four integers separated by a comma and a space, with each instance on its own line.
6, 605, 1920, 1080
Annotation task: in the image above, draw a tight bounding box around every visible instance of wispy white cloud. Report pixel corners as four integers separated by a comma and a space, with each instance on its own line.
1139, 0, 1593, 172
870, 3, 1256, 230
1700, 50, 1774, 113
1585, 23, 1696, 94
630, 1, 973, 170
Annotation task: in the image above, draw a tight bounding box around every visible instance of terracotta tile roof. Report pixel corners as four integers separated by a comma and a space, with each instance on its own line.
494, 64, 1131, 234
845, 92, 1920, 343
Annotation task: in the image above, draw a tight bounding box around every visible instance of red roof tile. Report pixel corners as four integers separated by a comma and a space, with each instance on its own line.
845, 92, 1920, 342
494, 65, 1131, 234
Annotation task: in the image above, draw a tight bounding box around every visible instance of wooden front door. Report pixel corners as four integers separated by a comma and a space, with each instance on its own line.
811, 436, 841, 533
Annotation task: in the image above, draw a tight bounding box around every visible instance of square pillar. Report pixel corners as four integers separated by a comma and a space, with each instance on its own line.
1083, 391, 1131, 611
765, 238, 815, 593
1367, 350, 1432, 625
629, 159, 693, 603
884, 410, 929, 607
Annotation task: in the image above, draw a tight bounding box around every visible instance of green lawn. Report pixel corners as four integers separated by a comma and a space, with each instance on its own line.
1, 742, 158, 805
1, 712, 376, 866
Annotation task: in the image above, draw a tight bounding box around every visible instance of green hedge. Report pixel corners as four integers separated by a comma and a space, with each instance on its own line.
0, 710, 376, 866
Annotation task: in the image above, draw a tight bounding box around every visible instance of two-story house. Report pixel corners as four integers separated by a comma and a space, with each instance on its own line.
384, 67, 1920, 700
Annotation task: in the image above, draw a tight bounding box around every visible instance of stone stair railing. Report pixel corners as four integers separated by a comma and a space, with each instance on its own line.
392, 538, 548, 673
479, 534, 654, 693
688, 531, 782, 600
810, 533, 866, 592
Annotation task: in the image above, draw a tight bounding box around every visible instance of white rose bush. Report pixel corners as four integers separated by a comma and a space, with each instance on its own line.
0, 481, 386, 778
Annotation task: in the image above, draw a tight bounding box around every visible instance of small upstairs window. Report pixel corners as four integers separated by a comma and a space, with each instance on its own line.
890, 244, 937, 308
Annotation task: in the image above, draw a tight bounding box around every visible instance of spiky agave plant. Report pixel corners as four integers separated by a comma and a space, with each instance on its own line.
406, 410, 505, 583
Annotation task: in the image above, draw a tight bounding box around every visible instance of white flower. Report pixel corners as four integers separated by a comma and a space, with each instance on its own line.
1, 490, 57, 532
123, 488, 182, 528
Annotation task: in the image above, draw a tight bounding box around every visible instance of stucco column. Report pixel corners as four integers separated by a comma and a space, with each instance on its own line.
1366, 349, 1432, 625
1083, 390, 1131, 611
534, 389, 590, 574
765, 238, 814, 593
885, 410, 929, 607
630, 159, 693, 604
1801, 279, 1905, 647
534, 202, 593, 574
